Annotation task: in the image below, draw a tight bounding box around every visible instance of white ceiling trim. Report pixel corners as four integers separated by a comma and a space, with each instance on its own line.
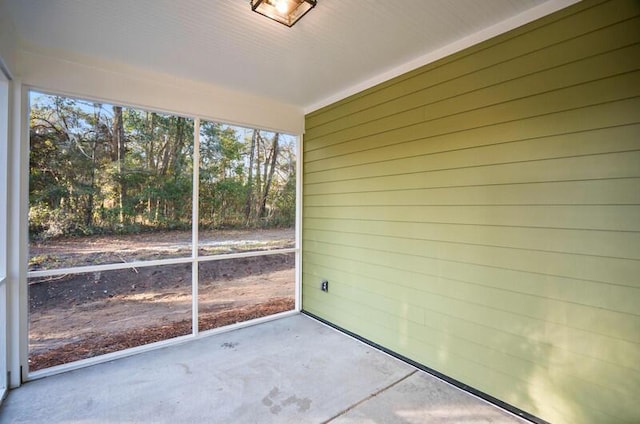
304, 0, 581, 114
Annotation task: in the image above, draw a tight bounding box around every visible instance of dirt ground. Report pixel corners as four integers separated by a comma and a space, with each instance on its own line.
28, 228, 295, 371
29, 228, 295, 270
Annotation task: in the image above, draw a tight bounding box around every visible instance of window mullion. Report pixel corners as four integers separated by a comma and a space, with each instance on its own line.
192, 118, 200, 336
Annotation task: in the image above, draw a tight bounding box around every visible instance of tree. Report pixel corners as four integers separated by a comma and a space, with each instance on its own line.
259, 132, 279, 219
29, 92, 296, 239
245, 129, 257, 222
112, 105, 126, 223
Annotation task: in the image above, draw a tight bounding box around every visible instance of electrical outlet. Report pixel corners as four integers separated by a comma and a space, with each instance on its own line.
321, 280, 329, 292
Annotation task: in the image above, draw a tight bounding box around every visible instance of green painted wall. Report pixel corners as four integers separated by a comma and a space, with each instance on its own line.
302, 1, 640, 423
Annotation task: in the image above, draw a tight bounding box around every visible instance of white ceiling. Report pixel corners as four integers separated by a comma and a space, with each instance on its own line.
5, 0, 569, 112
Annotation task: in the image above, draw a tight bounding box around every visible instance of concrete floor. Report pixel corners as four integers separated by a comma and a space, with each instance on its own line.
0, 314, 525, 423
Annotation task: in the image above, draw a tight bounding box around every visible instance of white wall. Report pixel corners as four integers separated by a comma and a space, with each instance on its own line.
17, 46, 305, 134
0, 0, 16, 78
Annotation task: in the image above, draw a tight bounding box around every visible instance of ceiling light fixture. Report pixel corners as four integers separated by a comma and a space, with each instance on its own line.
251, 0, 317, 27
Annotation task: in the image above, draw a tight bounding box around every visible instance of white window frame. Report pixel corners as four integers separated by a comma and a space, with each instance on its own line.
0, 70, 10, 401
21, 88, 302, 381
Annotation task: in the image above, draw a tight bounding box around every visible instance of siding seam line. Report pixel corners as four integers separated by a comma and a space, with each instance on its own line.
304, 95, 640, 155
304, 123, 640, 170
302, 242, 640, 289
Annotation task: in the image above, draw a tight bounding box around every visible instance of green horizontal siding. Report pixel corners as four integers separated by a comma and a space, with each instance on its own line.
302, 1, 640, 423
306, 39, 640, 142
305, 98, 640, 163
305, 217, 640, 261
305, 123, 640, 175
306, 71, 640, 151
305, 179, 640, 207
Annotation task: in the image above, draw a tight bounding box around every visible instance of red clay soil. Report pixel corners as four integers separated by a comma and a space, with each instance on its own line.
27, 228, 296, 371
29, 297, 294, 371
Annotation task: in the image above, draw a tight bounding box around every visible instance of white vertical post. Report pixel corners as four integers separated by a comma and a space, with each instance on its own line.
7, 81, 28, 387
0, 75, 9, 399
192, 118, 200, 335
295, 133, 303, 312
0, 79, 7, 280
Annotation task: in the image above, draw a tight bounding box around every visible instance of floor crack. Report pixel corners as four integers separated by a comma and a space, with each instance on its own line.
322, 369, 418, 423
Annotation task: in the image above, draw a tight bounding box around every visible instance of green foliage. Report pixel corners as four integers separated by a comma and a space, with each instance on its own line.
29, 204, 93, 240
199, 179, 247, 229
29, 92, 297, 240
272, 172, 296, 227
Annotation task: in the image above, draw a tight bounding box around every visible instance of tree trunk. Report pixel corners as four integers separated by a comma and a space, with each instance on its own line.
245, 129, 257, 221
254, 133, 262, 221
145, 112, 155, 220
85, 104, 102, 227
160, 134, 171, 176
112, 106, 126, 223
146, 112, 156, 171
259, 133, 279, 219
168, 117, 186, 175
